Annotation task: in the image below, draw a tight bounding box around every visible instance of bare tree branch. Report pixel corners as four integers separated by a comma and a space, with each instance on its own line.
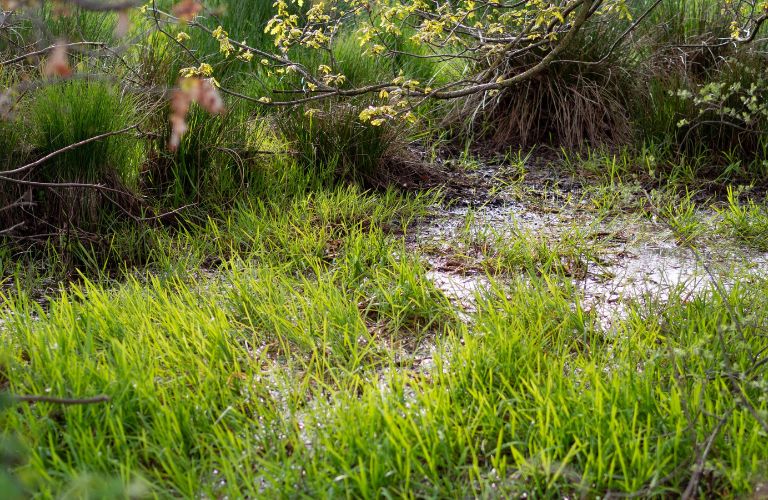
0, 124, 138, 177
0, 41, 106, 66
13, 394, 110, 405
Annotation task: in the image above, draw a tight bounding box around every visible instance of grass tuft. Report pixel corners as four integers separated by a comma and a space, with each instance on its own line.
716, 187, 768, 251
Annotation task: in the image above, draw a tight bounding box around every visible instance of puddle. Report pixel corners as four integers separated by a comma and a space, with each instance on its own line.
407, 174, 768, 329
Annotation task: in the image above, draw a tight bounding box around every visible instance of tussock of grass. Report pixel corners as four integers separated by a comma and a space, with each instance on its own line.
661, 189, 705, 244
716, 187, 768, 251
279, 104, 436, 189
41, 5, 120, 44
31, 81, 141, 185
149, 106, 245, 205
0, 80, 143, 238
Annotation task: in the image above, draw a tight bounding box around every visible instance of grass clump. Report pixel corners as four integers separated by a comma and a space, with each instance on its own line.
451, 8, 638, 152
0, 80, 143, 240
0, 117, 25, 171
431, 212, 597, 279
661, 189, 706, 244
149, 106, 241, 205
40, 5, 120, 44
716, 187, 768, 251
280, 104, 428, 189
30, 80, 142, 185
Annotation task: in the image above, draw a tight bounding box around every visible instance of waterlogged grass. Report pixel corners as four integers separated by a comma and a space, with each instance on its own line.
716, 187, 768, 251
425, 211, 600, 278
661, 189, 706, 245
1, 185, 768, 497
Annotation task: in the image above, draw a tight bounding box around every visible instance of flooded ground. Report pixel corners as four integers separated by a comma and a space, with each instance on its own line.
407, 163, 768, 328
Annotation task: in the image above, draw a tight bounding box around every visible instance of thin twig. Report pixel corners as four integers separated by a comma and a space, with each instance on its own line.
681, 409, 733, 500
0, 124, 138, 177
0, 222, 24, 235
0, 41, 107, 66
13, 394, 110, 405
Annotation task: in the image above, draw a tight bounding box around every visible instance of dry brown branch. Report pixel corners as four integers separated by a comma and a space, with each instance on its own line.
0, 41, 106, 66
0, 221, 24, 234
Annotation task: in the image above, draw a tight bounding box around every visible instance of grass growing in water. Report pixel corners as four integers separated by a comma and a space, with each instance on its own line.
716, 187, 768, 251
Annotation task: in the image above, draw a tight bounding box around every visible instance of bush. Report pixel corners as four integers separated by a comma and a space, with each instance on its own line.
627, 0, 768, 179
448, 0, 768, 179
634, 54, 768, 180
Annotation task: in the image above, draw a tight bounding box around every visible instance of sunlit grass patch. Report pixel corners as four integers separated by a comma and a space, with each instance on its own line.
716, 187, 768, 251
661, 189, 707, 245
2, 199, 768, 497
0, 184, 450, 496
214, 275, 768, 497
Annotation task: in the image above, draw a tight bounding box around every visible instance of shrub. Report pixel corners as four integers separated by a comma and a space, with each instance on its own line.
629, 0, 768, 179
634, 54, 768, 178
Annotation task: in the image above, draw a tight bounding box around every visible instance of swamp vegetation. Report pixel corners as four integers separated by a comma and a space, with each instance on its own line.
1, 0, 768, 497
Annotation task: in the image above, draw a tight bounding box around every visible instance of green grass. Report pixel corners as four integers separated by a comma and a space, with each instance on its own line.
2, 2, 768, 497
661, 189, 706, 244
2, 182, 768, 497
279, 103, 402, 186
0, 80, 145, 238
153, 106, 242, 205
716, 187, 768, 251
421, 210, 599, 278
40, 5, 120, 44
30, 80, 142, 185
